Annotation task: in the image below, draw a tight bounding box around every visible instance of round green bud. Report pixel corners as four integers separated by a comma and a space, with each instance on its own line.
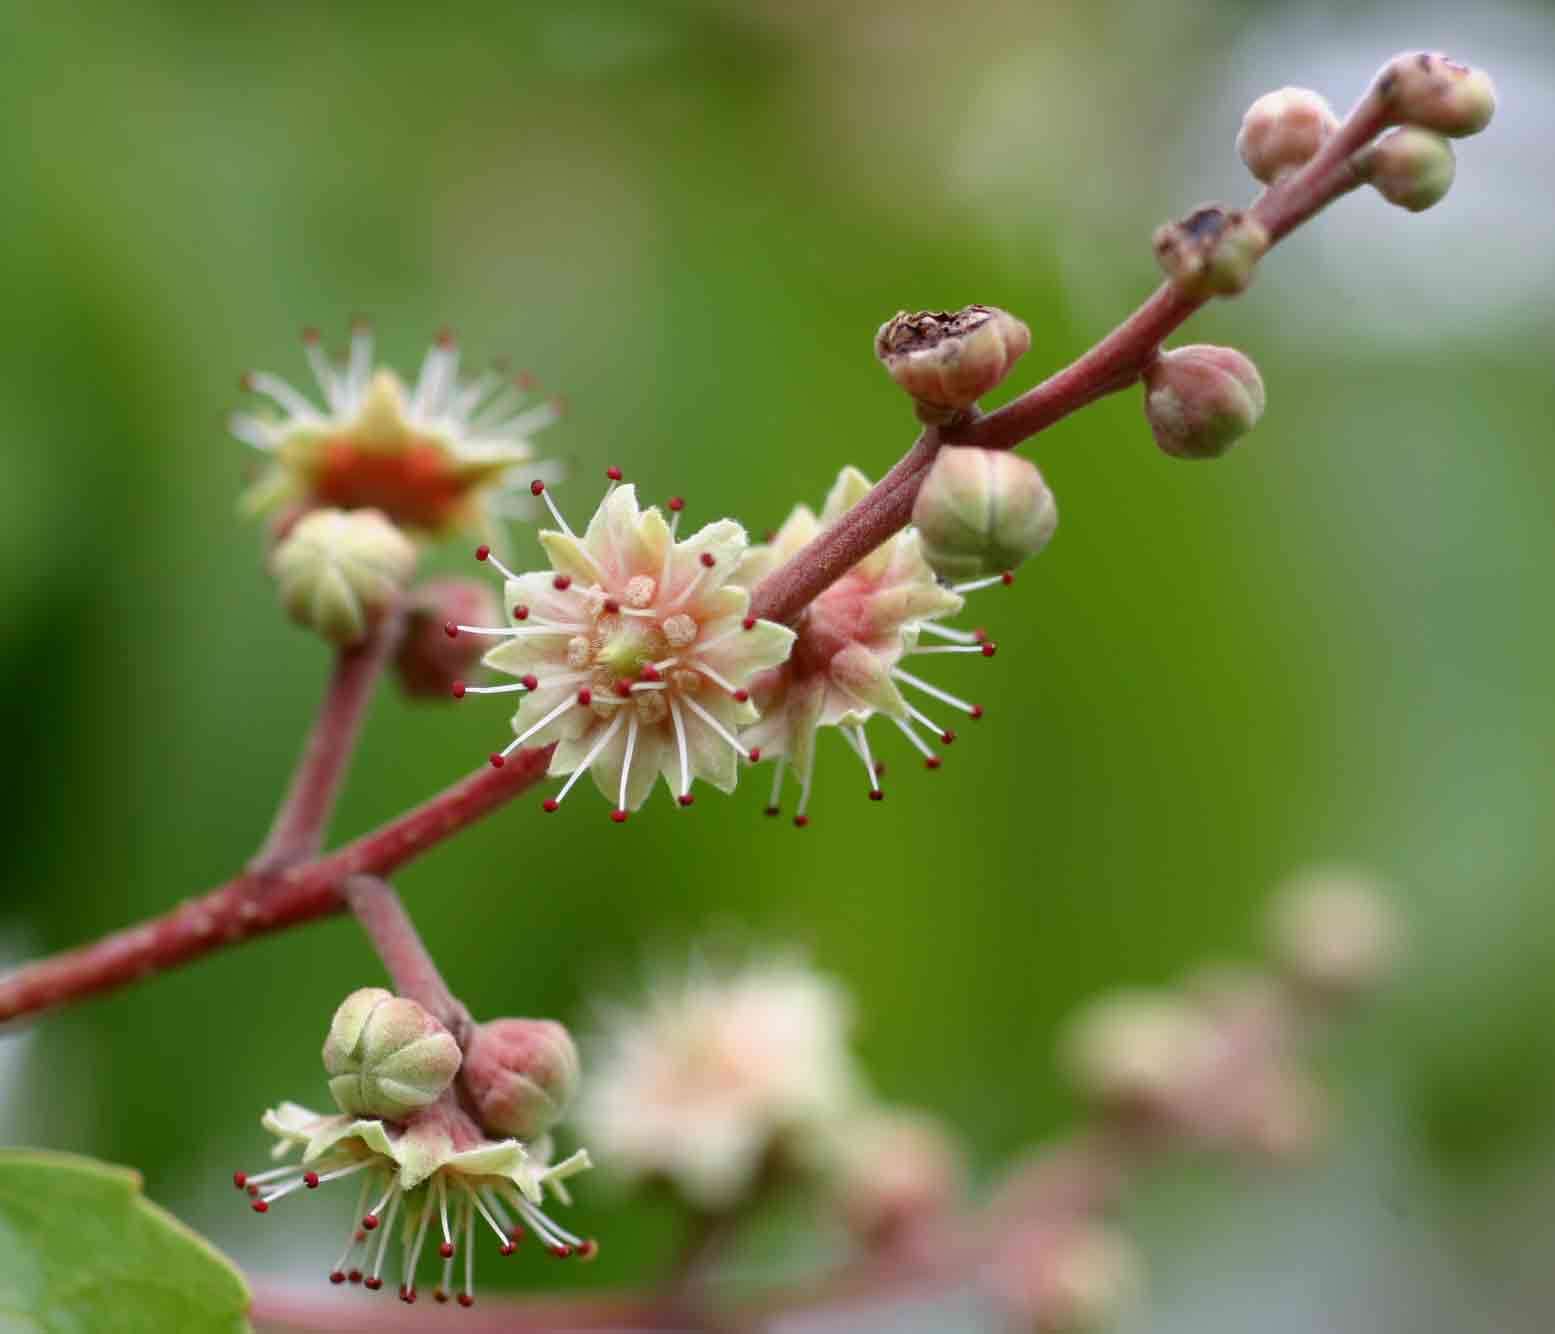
875, 305, 1030, 425
460, 1018, 581, 1140
1142, 344, 1265, 461
1237, 87, 1339, 184
322, 987, 463, 1121
1376, 51, 1496, 138
911, 446, 1058, 579
1153, 206, 1269, 300
270, 508, 417, 645
1361, 127, 1456, 212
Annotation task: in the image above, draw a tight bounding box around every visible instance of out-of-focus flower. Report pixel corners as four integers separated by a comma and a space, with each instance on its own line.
576, 955, 864, 1210
985, 1221, 1144, 1334
269, 508, 417, 645
833, 1107, 963, 1247
1057, 989, 1218, 1122
1266, 867, 1403, 1002
232, 324, 560, 539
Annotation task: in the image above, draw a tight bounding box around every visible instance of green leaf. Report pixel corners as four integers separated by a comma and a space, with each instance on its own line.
0, 1150, 251, 1334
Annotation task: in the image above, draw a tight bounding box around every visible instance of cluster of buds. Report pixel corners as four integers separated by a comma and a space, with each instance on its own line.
234, 990, 593, 1307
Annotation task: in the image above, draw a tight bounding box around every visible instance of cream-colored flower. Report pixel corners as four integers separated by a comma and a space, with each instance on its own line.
231, 324, 559, 539
457, 481, 795, 816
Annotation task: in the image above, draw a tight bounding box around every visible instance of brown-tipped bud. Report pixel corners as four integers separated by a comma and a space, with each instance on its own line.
911, 446, 1058, 579
875, 305, 1030, 424
460, 1018, 581, 1140
270, 508, 417, 645
836, 1109, 963, 1248
1267, 869, 1403, 1003
1153, 206, 1269, 300
322, 988, 462, 1121
395, 577, 502, 698
1142, 344, 1265, 460
987, 1222, 1145, 1334
1359, 128, 1456, 212
1237, 87, 1339, 183
1375, 52, 1496, 138
1058, 989, 1217, 1122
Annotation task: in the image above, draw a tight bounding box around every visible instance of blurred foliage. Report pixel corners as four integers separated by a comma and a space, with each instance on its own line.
1, 0, 1553, 1326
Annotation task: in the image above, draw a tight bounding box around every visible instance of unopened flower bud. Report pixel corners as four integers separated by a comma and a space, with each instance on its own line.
987, 1222, 1144, 1334
1243, 1072, 1330, 1164
321, 987, 462, 1121
395, 577, 501, 698
1237, 87, 1339, 183
461, 1018, 581, 1140
1359, 128, 1456, 212
270, 508, 416, 645
1267, 869, 1402, 1002
911, 446, 1058, 579
1142, 344, 1265, 460
1058, 990, 1216, 1120
836, 1109, 963, 1247
1375, 52, 1496, 138
875, 305, 1030, 424
1153, 206, 1269, 299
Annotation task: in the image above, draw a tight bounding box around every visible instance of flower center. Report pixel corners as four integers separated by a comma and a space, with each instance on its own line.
311, 438, 469, 530
593, 615, 670, 683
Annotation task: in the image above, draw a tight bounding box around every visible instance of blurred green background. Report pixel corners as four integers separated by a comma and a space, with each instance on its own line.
3, 0, 1553, 1329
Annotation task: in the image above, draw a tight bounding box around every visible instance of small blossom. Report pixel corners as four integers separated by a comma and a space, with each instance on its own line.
321, 989, 463, 1122
1141, 344, 1265, 461
985, 1221, 1145, 1334
833, 1107, 963, 1248
736, 467, 1005, 825
1266, 867, 1402, 1002
1375, 51, 1496, 138
270, 508, 417, 645
455, 476, 796, 817
462, 1018, 581, 1141
232, 324, 561, 538
911, 446, 1058, 579
576, 955, 864, 1210
1359, 128, 1456, 213
1153, 206, 1269, 300
1057, 989, 1219, 1121
874, 305, 1031, 424
1236, 87, 1339, 184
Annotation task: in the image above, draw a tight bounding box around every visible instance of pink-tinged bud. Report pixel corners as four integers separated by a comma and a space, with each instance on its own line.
836, 1109, 963, 1248
986, 1222, 1144, 1334
875, 305, 1030, 424
1153, 206, 1269, 300
270, 508, 417, 645
461, 1018, 581, 1140
911, 446, 1057, 580
322, 987, 463, 1121
1359, 128, 1456, 212
1142, 344, 1265, 460
395, 578, 501, 698
1058, 989, 1216, 1120
1375, 52, 1496, 138
1237, 87, 1339, 183
1266, 868, 1403, 1003
1243, 1072, 1330, 1164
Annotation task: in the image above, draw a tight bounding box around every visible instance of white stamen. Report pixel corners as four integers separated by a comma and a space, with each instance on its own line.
245, 371, 323, 421
629, 680, 666, 692
460, 682, 532, 696
313, 1159, 376, 1188
536, 487, 575, 538
258, 1175, 314, 1206
508, 401, 561, 436
242, 1164, 306, 1187
650, 655, 681, 673
669, 696, 691, 799
679, 695, 751, 757
369, 1184, 404, 1282
412, 340, 459, 419
768, 756, 786, 809
903, 700, 947, 739
448, 370, 499, 421
332, 1177, 375, 1274
907, 644, 992, 655
470, 383, 524, 431
464, 1194, 476, 1301
480, 1187, 516, 1238
666, 566, 710, 611
796, 757, 816, 821
846, 725, 881, 794
347, 325, 373, 398
303, 336, 341, 411
686, 658, 739, 696
917, 621, 980, 645
553, 712, 625, 806
952, 574, 1009, 594
619, 606, 658, 619
502, 1186, 583, 1250
466, 1183, 510, 1247
892, 716, 938, 761
892, 668, 978, 714
368, 1179, 398, 1223
228, 412, 278, 451
406, 1182, 435, 1282
502, 693, 581, 756
454, 623, 587, 637
438, 1174, 453, 1251
482, 550, 523, 582
618, 714, 639, 812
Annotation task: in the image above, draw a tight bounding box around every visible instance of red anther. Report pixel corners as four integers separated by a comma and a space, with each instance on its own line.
398, 1284, 409, 1302
451, 680, 466, 699
436, 326, 456, 347
940, 729, 957, 745
742, 616, 756, 630
551, 1244, 573, 1259
500, 1242, 517, 1256
606, 466, 623, 481
330, 1270, 346, 1285
541, 798, 559, 813
355, 1230, 367, 1243
1001, 570, 1015, 585
362, 1214, 380, 1231
303, 1172, 319, 1188
513, 604, 530, 620
610, 809, 628, 824
251, 1199, 269, 1213
444, 621, 459, 638
553, 575, 571, 590
232, 1172, 247, 1189
364, 1276, 383, 1291
874, 761, 887, 776
970, 704, 985, 720
489, 753, 506, 769
980, 642, 998, 657
699, 552, 716, 568
239, 371, 256, 392
973, 627, 989, 643
457, 1293, 474, 1308
733, 688, 749, 702
530, 480, 546, 497
678, 793, 695, 807
475, 545, 491, 562
747, 746, 762, 762
577, 688, 592, 706
348, 1269, 363, 1285
764, 805, 780, 817
516, 370, 536, 390
433, 1289, 448, 1304
302, 326, 321, 343
639, 664, 662, 682
509, 1228, 525, 1243
926, 755, 943, 770
402, 1286, 418, 1304
521, 673, 538, 690
576, 1240, 599, 1261
439, 1242, 455, 1260
868, 790, 884, 802
793, 814, 810, 828
246, 1185, 259, 1197
668, 496, 684, 512
614, 680, 632, 698
603, 598, 620, 614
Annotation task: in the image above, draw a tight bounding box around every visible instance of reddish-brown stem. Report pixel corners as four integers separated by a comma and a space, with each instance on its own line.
251, 612, 405, 874
341, 875, 471, 1040
0, 746, 553, 1026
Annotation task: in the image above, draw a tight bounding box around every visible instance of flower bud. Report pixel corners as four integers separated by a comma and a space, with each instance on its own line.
322, 987, 462, 1121
1153, 206, 1269, 299
1359, 128, 1456, 212
460, 1018, 580, 1140
911, 446, 1058, 579
1058, 989, 1216, 1120
1267, 869, 1403, 1002
1237, 87, 1339, 183
1142, 344, 1265, 460
875, 305, 1030, 424
987, 1222, 1144, 1334
835, 1109, 963, 1247
395, 577, 501, 698
1375, 52, 1496, 138
270, 508, 417, 645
